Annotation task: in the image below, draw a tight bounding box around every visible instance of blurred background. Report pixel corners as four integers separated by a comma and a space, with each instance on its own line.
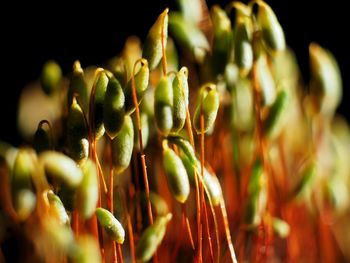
1, 0, 348, 146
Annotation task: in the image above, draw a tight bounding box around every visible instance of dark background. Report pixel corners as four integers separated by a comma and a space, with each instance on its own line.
1, 0, 349, 146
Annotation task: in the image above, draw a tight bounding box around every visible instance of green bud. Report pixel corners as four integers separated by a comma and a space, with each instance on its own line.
169, 12, 209, 64
162, 144, 190, 203
272, 217, 290, 238
47, 190, 70, 225
40, 60, 62, 96
33, 120, 52, 153
103, 77, 125, 139
40, 151, 83, 188
154, 76, 173, 135
67, 61, 88, 112
92, 71, 109, 140
136, 214, 172, 262
143, 8, 169, 70
171, 68, 189, 133
111, 115, 134, 174
211, 5, 233, 75
234, 17, 253, 76
193, 84, 220, 134
176, 0, 202, 23
256, 1, 286, 52
309, 43, 342, 117
167, 136, 196, 164
67, 97, 89, 165
95, 208, 125, 244
263, 90, 288, 138
124, 59, 150, 115
76, 159, 98, 219
11, 148, 36, 221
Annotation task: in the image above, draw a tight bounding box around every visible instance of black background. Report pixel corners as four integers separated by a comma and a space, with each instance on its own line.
1, 0, 349, 146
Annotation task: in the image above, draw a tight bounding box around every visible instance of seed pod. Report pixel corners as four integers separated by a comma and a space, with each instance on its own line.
124, 59, 150, 114
47, 190, 70, 225
92, 71, 108, 140
67, 61, 88, 112
193, 84, 220, 134
234, 17, 253, 77
136, 213, 172, 262
133, 112, 149, 151
103, 77, 125, 139
171, 68, 188, 133
309, 43, 342, 117
33, 120, 52, 153
40, 60, 62, 96
11, 148, 36, 221
162, 144, 190, 203
176, 0, 202, 23
167, 136, 196, 164
256, 1, 286, 52
263, 90, 288, 138
95, 208, 125, 244
69, 235, 101, 263
40, 151, 83, 188
76, 159, 98, 219
154, 76, 173, 135
67, 97, 89, 165
169, 12, 209, 64
111, 115, 134, 174
142, 8, 169, 70
272, 217, 290, 238
256, 55, 277, 106
211, 5, 233, 75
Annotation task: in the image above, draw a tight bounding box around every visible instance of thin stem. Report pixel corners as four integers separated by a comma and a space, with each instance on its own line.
220, 199, 237, 263
109, 139, 118, 263
117, 244, 124, 263
131, 59, 154, 225
161, 12, 168, 76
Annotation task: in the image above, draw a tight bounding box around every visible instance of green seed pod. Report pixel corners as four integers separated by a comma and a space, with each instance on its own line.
124, 59, 150, 114
136, 213, 172, 262
154, 76, 173, 135
47, 190, 70, 225
111, 115, 134, 174
40, 60, 62, 96
165, 37, 179, 72
203, 170, 223, 206
67, 97, 89, 165
256, 1, 286, 52
248, 159, 264, 195
292, 161, 316, 200
103, 77, 125, 139
142, 8, 169, 70
256, 55, 277, 106
309, 43, 342, 117
211, 5, 233, 75
40, 151, 83, 188
272, 217, 290, 238
162, 144, 190, 203
95, 208, 125, 244
171, 68, 189, 133
67, 61, 88, 112
176, 0, 202, 23
11, 148, 36, 221
169, 12, 210, 64
92, 71, 109, 140
193, 84, 220, 134
33, 120, 52, 154
168, 136, 196, 161
234, 17, 253, 77
263, 90, 288, 138
69, 235, 101, 263
133, 112, 149, 151
76, 159, 98, 219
